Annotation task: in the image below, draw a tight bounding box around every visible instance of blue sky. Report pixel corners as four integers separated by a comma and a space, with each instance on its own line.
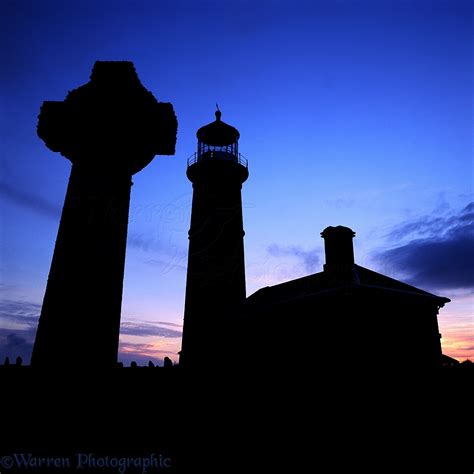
0, 0, 472, 364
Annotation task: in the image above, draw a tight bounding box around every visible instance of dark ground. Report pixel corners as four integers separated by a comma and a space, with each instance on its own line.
0, 366, 472, 473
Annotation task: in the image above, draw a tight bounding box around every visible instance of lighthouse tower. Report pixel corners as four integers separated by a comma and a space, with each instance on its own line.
180, 110, 249, 369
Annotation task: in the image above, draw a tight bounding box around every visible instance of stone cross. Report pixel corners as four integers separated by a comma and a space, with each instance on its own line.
31, 61, 177, 368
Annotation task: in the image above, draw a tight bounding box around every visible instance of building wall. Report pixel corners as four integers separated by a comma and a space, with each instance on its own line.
226, 289, 443, 370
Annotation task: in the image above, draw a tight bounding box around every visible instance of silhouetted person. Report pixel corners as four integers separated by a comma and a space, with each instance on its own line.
148, 360, 155, 368
130, 361, 138, 368
164, 357, 173, 368
31, 61, 177, 369
15, 356, 22, 366
3, 356, 10, 366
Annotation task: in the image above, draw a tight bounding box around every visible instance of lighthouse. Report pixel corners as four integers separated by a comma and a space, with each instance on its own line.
180, 110, 249, 369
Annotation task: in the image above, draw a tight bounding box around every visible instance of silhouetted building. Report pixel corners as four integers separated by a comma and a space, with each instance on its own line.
31, 61, 177, 368
179, 110, 249, 369
441, 354, 460, 367
29, 68, 450, 371
236, 226, 449, 369
177, 112, 450, 370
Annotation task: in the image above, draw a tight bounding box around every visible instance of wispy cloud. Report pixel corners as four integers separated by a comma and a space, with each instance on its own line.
118, 341, 179, 366
120, 319, 182, 338
127, 231, 187, 273
0, 181, 60, 219
267, 244, 320, 273
152, 321, 182, 328
0, 299, 40, 363
386, 202, 474, 241
0, 299, 183, 365
119, 342, 177, 356
375, 202, 474, 291
0, 299, 41, 329
143, 257, 187, 274
127, 232, 161, 252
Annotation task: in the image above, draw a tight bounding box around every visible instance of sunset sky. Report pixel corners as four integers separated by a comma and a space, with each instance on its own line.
0, 0, 472, 365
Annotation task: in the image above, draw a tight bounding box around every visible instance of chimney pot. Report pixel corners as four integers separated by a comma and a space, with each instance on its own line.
321, 226, 356, 270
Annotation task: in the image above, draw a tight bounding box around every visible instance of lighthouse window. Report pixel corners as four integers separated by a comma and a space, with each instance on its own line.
197, 142, 239, 160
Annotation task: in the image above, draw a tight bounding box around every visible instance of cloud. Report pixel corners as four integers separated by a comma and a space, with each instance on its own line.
143, 257, 187, 273
127, 232, 187, 272
438, 321, 474, 361
387, 202, 474, 241
267, 244, 320, 273
376, 202, 474, 291
0, 299, 183, 366
0, 329, 35, 364
0, 300, 183, 338
0, 300, 40, 363
153, 321, 182, 328
120, 320, 182, 338
0, 181, 60, 219
0, 299, 41, 329
118, 320, 182, 366
127, 232, 161, 252
118, 341, 178, 367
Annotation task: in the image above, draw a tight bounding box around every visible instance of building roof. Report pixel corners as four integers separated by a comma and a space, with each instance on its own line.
246, 264, 450, 307
196, 111, 240, 146
441, 354, 460, 365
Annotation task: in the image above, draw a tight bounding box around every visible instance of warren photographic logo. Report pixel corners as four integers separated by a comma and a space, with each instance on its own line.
0, 453, 171, 473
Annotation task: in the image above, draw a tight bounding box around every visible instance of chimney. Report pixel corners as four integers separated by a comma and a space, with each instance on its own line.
320, 226, 356, 271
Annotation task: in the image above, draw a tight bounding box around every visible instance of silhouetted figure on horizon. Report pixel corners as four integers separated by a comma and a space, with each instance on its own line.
31, 61, 177, 369
15, 357, 22, 366
4, 357, 10, 366
148, 360, 155, 368
130, 361, 138, 368
164, 357, 173, 368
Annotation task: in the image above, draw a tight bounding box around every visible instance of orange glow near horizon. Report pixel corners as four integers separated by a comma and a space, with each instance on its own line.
116, 288, 472, 366
438, 293, 473, 361
117, 300, 473, 367
439, 318, 473, 361
118, 334, 181, 365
